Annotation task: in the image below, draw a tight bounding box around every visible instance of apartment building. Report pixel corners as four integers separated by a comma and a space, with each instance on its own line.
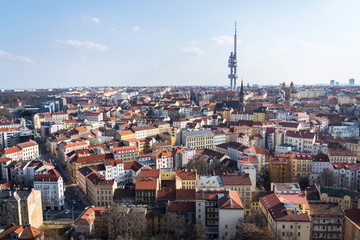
290, 153, 313, 182
175, 170, 197, 189
222, 173, 252, 215
34, 169, 65, 210
0, 188, 43, 228
181, 129, 214, 150
33, 112, 69, 130
328, 148, 357, 164
332, 163, 360, 191
259, 193, 311, 240
309, 203, 343, 240
111, 146, 139, 162
284, 130, 316, 153
78, 168, 117, 207
195, 189, 244, 240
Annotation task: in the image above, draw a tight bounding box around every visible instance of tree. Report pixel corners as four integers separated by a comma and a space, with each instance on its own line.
319, 168, 335, 187
160, 212, 189, 240
0, 108, 11, 119
244, 210, 265, 227
236, 222, 274, 240
190, 223, 207, 240
107, 206, 149, 240
43, 229, 63, 240
186, 156, 207, 175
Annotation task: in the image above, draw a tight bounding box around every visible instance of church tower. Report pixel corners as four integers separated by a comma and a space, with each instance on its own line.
238, 79, 244, 112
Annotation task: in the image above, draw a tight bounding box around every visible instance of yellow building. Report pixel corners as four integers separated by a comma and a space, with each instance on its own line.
216, 108, 234, 122
259, 193, 311, 240
269, 155, 292, 183
78, 166, 117, 207
252, 112, 266, 122
320, 187, 352, 209
252, 107, 267, 122
175, 170, 197, 189
345, 142, 360, 162
290, 153, 312, 182
114, 130, 135, 141
222, 174, 252, 215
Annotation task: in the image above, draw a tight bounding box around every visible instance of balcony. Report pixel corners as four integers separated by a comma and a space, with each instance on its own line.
206, 214, 218, 220
206, 227, 218, 234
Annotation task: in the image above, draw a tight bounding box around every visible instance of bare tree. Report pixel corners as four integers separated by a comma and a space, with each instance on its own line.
160, 212, 189, 240
107, 206, 149, 240
190, 223, 207, 240
235, 222, 274, 240
43, 229, 63, 240
244, 210, 265, 227
320, 168, 335, 187
186, 156, 207, 175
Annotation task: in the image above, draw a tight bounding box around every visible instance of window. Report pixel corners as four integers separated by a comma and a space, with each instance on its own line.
282, 225, 285, 229
290, 225, 293, 229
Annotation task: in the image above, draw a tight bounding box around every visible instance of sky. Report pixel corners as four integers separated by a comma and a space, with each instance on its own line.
1, 0, 360, 89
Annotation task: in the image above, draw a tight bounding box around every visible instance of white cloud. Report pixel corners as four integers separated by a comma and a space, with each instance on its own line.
211, 36, 234, 46
83, 16, 100, 23
133, 26, 140, 32
55, 39, 109, 51
110, 27, 116, 32
0, 49, 34, 63
182, 47, 206, 56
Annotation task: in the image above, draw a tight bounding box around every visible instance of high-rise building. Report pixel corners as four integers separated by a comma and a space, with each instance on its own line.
349, 78, 355, 85
330, 79, 335, 86
228, 23, 237, 90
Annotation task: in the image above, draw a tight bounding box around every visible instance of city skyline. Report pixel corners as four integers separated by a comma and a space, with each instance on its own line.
1, 0, 360, 89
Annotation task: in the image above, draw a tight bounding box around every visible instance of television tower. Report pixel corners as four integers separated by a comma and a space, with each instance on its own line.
228, 22, 238, 90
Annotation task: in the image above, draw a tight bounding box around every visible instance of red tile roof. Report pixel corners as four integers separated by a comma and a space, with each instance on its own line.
135, 177, 158, 190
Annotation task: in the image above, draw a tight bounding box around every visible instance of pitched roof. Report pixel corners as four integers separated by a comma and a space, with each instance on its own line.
168, 201, 195, 213
221, 173, 252, 186
176, 170, 197, 181
219, 190, 244, 209
34, 169, 61, 181
135, 177, 157, 190
0, 225, 42, 239
345, 209, 360, 228
16, 140, 38, 149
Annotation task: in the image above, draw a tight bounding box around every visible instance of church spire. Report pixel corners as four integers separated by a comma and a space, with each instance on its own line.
238, 79, 244, 112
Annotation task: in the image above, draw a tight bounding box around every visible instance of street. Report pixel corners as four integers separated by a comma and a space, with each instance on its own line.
38, 136, 90, 222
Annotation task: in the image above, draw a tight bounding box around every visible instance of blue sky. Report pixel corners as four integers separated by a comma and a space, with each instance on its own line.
0, 0, 359, 89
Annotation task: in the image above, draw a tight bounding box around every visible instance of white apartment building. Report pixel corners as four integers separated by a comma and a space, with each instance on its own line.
34, 169, 65, 210
104, 160, 136, 184
172, 119, 189, 129
333, 163, 360, 191
153, 149, 174, 169
1, 140, 39, 161
328, 125, 359, 139
309, 154, 334, 185
17, 140, 39, 160
181, 129, 214, 150
283, 131, 316, 153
